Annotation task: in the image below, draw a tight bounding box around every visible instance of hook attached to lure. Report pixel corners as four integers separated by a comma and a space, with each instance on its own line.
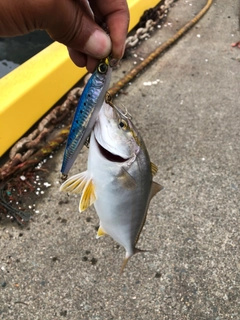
105, 92, 132, 120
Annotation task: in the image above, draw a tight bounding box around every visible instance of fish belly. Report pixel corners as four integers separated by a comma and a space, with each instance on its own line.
88, 128, 152, 256
93, 167, 151, 256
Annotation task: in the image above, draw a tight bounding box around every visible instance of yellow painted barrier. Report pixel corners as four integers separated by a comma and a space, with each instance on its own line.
0, 44, 86, 157
0, 0, 161, 156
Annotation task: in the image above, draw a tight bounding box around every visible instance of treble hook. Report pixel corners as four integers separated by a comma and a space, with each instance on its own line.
105, 92, 132, 120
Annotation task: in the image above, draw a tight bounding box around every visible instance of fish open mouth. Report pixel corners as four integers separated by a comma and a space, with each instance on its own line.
94, 135, 128, 163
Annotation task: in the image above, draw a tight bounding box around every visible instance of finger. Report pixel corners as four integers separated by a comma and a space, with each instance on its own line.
67, 48, 87, 68
89, 0, 129, 59
68, 48, 99, 73
45, 0, 111, 59
85, 56, 99, 73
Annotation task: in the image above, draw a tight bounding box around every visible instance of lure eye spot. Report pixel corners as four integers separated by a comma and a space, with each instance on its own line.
98, 63, 108, 74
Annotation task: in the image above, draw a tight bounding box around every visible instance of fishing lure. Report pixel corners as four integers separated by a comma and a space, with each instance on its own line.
61, 58, 112, 176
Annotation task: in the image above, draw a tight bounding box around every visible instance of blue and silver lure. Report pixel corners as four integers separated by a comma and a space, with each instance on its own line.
61, 58, 112, 176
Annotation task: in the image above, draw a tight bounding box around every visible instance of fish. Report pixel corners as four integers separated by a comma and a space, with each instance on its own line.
61, 58, 112, 176
60, 99, 163, 273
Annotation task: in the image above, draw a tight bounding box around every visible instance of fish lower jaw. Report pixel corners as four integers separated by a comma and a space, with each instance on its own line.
94, 134, 129, 163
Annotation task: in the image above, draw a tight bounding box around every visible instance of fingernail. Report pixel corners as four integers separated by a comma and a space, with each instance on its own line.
109, 58, 119, 68
84, 30, 111, 58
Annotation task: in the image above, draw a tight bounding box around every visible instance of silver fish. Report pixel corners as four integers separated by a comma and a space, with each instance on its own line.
61, 58, 112, 176
60, 100, 163, 273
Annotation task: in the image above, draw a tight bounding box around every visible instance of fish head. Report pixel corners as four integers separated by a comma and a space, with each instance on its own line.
94, 101, 141, 160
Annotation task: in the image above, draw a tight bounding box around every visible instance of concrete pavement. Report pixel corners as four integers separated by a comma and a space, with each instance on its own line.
0, 1, 240, 319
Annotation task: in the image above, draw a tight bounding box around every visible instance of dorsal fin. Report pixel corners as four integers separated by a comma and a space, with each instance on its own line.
149, 181, 163, 200
150, 162, 158, 176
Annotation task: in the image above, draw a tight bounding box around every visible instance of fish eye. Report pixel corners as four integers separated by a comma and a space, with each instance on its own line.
98, 63, 108, 74
118, 119, 128, 130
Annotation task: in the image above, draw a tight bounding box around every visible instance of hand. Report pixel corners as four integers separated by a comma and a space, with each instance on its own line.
0, 0, 129, 72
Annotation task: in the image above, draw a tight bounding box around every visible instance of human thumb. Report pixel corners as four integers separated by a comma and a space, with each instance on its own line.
82, 29, 111, 59
44, 0, 111, 59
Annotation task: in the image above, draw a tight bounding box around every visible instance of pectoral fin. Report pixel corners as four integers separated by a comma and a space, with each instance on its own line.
117, 168, 137, 189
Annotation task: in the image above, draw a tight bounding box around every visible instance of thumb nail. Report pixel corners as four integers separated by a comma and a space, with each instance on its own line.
84, 30, 111, 58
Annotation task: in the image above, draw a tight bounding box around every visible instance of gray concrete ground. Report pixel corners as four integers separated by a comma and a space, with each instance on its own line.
0, 0, 240, 319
